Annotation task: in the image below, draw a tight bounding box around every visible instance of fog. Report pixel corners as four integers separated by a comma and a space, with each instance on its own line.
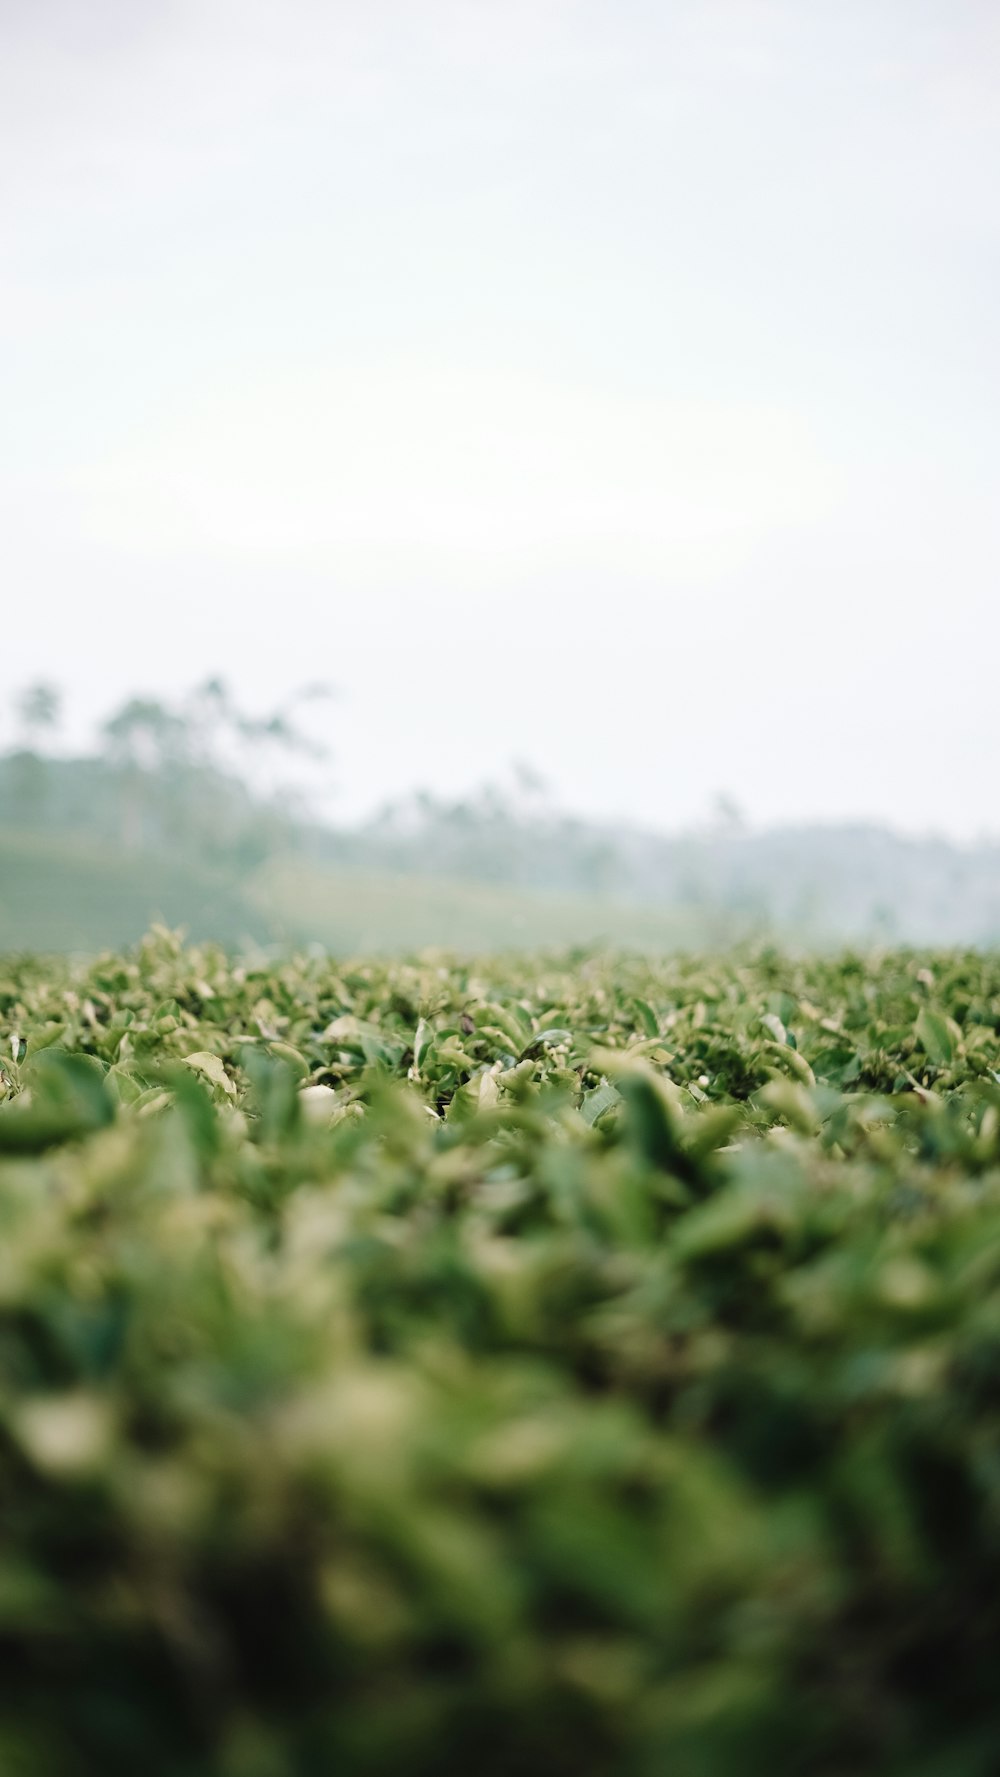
3, 0, 998, 836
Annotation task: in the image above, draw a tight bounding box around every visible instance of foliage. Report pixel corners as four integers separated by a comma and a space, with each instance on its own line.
2, 936, 1000, 1771
1, 678, 330, 867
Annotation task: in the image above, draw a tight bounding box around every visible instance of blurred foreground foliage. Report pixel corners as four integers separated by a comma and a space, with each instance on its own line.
3, 932, 1000, 1773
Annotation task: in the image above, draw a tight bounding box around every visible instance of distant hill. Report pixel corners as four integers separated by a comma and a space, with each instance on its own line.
0, 832, 730, 956
249, 857, 730, 955
4, 738, 1000, 952
318, 803, 1000, 947
0, 830, 269, 954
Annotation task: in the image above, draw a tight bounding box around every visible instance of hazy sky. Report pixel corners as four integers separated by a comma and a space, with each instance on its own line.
3, 0, 998, 834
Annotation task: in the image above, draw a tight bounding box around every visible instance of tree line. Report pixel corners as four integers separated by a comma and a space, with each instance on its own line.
1, 679, 331, 866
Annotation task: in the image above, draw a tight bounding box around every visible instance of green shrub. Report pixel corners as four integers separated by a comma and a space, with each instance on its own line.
2, 931, 1000, 1774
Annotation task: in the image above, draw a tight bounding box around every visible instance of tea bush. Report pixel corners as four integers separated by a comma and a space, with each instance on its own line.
3, 930, 1000, 1775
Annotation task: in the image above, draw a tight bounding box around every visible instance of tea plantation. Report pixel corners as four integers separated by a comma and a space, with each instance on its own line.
3, 930, 1000, 1775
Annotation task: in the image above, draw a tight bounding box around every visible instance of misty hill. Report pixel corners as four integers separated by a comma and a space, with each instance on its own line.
319, 797, 1000, 947
3, 688, 1000, 951
0, 829, 271, 954
0, 829, 729, 957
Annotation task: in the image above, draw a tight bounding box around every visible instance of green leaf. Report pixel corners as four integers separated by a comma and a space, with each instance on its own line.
0, 1052, 113, 1152
915, 1008, 955, 1068
617, 1070, 698, 1186
581, 1080, 622, 1126
265, 1041, 310, 1080
632, 998, 659, 1038
183, 1051, 236, 1099
519, 1028, 573, 1060
412, 1017, 431, 1073
25, 1024, 67, 1058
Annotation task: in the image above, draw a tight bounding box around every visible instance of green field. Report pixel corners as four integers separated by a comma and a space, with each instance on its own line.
250, 857, 730, 954
0, 831, 272, 953
0, 831, 734, 955
3, 931, 1000, 1774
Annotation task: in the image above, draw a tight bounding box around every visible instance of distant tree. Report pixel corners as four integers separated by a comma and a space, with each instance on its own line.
511, 759, 548, 803
7, 682, 62, 825
101, 699, 190, 848
15, 683, 62, 745
712, 793, 746, 833
98, 681, 334, 855
102, 698, 187, 770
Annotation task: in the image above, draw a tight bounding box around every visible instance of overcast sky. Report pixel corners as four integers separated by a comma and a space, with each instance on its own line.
2, 0, 998, 834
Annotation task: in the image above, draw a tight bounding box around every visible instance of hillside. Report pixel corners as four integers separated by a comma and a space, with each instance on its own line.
0, 831, 733, 956
0, 830, 269, 953
4, 733, 1000, 951
249, 856, 734, 954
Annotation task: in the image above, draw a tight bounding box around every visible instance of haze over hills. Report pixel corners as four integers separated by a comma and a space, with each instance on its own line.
318, 801, 1000, 948
1, 682, 998, 953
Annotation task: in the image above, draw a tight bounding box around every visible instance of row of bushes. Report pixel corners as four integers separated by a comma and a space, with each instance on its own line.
2, 932, 1000, 1773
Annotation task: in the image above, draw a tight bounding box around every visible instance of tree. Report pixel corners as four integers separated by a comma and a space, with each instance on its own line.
8, 683, 62, 826
98, 680, 334, 856
101, 699, 189, 849
712, 793, 746, 834
15, 683, 62, 745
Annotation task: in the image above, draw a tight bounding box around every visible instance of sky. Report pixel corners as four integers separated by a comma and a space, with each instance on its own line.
2, 0, 998, 836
